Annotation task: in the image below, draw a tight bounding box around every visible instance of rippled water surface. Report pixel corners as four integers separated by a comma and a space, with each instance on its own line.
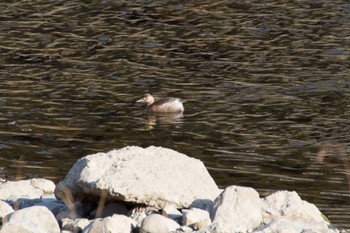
1, 0, 350, 228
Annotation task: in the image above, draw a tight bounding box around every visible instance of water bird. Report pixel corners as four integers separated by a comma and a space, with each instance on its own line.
136, 94, 184, 113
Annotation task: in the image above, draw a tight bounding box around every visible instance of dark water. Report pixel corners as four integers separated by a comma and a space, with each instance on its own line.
1, 0, 350, 228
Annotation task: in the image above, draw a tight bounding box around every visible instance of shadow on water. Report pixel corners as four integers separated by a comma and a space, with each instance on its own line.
0, 0, 350, 228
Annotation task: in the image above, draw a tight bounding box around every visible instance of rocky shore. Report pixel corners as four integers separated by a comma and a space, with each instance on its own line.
0, 146, 348, 233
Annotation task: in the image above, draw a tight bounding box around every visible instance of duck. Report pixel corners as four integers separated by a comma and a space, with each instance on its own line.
136, 93, 184, 113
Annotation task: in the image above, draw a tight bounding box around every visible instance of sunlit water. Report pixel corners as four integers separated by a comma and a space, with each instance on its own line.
1, 0, 350, 228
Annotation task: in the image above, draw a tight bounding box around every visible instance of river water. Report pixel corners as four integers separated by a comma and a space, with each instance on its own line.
1, 0, 350, 228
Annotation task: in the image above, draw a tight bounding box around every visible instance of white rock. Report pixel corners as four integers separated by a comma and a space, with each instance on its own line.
210, 186, 262, 233
162, 205, 182, 222
0, 178, 55, 203
2, 206, 60, 233
0, 222, 33, 233
0, 200, 14, 220
182, 208, 211, 230
82, 214, 135, 233
55, 146, 220, 208
61, 218, 91, 232
261, 191, 327, 224
253, 218, 338, 233
140, 214, 180, 233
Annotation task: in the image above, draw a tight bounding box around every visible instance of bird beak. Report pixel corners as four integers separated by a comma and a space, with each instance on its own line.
136, 98, 144, 103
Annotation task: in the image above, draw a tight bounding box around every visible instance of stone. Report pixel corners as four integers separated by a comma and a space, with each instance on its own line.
128, 207, 149, 227
55, 146, 220, 208
175, 226, 194, 232
0, 178, 55, 203
261, 191, 328, 224
210, 186, 262, 233
140, 214, 180, 233
252, 218, 338, 233
0, 222, 33, 233
90, 202, 128, 218
61, 218, 91, 232
82, 214, 135, 233
34, 198, 68, 217
182, 208, 211, 230
2, 206, 60, 233
188, 199, 214, 213
162, 204, 182, 222
0, 200, 14, 220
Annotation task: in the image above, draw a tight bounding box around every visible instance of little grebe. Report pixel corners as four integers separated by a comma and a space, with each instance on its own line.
137, 94, 184, 113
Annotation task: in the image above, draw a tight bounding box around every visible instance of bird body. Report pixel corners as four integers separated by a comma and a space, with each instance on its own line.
137, 94, 184, 113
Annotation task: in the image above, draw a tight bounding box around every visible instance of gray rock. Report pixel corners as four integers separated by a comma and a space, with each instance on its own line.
82, 214, 136, 233
0, 178, 55, 203
162, 205, 182, 222
210, 186, 262, 233
0, 200, 14, 220
188, 199, 214, 213
261, 191, 328, 224
61, 218, 91, 232
140, 214, 180, 233
34, 198, 68, 217
55, 146, 220, 208
182, 208, 211, 230
2, 206, 60, 233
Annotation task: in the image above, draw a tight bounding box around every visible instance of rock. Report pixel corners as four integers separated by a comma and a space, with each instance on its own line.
140, 214, 180, 233
175, 226, 194, 233
182, 208, 211, 230
188, 199, 214, 213
55, 146, 220, 208
90, 202, 128, 218
82, 214, 136, 233
162, 205, 182, 222
128, 207, 151, 228
2, 206, 60, 233
209, 186, 262, 233
61, 218, 91, 232
55, 201, 87, 220
0, 222, 33, 233
261, 191, 328, 224
34, 197, 68, 217
0, 178, 55, 203
253, 218, 338, 233
0, 200, 14, 220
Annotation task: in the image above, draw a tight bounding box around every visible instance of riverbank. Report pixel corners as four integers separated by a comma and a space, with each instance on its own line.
0, 146, 348, 233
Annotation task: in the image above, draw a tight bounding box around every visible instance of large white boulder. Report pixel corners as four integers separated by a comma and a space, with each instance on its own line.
209, 186, 262, 233
1, 206, 60, 233
261, 191, 327, 224
0, 178, 55, 202
55, 146, 220, 208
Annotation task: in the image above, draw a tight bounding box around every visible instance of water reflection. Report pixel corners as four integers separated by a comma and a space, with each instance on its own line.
143, 112, 183, 130
0, 0, 350, 228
